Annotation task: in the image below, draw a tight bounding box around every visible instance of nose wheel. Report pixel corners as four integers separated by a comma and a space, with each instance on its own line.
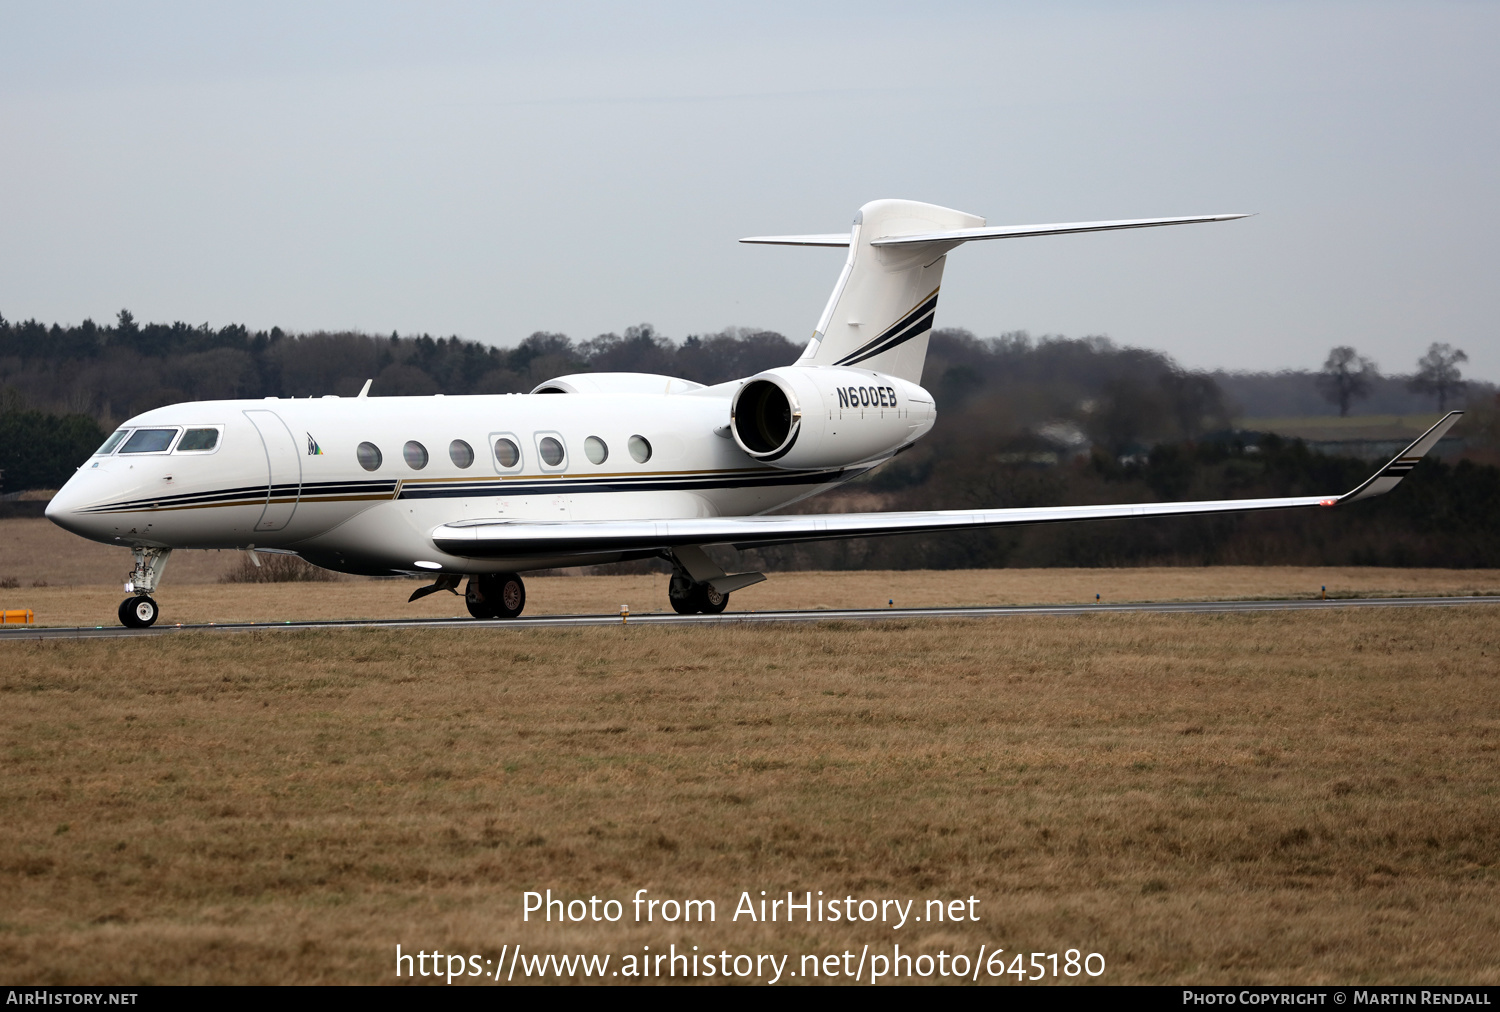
116, 547, 171, 628
118, 595, 159, 628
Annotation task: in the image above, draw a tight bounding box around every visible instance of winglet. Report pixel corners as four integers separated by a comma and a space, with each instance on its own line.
1337, 411, 1463, 504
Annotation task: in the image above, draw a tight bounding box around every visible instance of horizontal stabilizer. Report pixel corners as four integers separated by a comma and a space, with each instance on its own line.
740, 214, 1250, 250
433, 413, 1460, 560
869, 213, 1251, 246
738, 233, 855, 247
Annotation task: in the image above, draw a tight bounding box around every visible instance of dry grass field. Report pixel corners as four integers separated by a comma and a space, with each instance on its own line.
1, 606, 1497, 985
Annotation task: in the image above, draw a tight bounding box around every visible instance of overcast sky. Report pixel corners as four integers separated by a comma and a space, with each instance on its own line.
1, 1, 1495, 379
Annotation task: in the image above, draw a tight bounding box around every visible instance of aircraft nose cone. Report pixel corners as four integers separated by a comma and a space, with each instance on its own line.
45, 475, 102, 539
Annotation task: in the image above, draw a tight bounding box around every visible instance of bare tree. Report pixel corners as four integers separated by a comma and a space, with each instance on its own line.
1315, 346, 1378, 417
1408, 342, 1468, 411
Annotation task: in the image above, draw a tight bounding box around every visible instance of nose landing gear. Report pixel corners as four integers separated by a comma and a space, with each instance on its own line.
465, 573, 526, 619
118, 547, 171, 628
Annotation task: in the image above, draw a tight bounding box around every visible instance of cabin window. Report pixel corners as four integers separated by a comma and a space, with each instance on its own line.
584, 436, 608, 464
449, 439, 474, 468
538, 435, 566, 467
404, 441, 429, 470
176, 428, 220, 452
95, 429, 130, 455
357, 441, 383, 471
629, 435, 652, 463
494, 437, 521, 469
120, 428, 178, 454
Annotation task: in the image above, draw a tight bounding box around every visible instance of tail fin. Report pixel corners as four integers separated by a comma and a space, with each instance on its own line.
778, 199, 981, 383
742, 200, 1251, 384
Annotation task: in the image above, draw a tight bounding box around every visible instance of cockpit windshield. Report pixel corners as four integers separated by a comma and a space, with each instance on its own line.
94, 429, 130, 455
119, 428, 179, 454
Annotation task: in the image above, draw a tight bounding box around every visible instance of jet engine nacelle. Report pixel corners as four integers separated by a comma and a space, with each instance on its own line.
729, 366, 936, 469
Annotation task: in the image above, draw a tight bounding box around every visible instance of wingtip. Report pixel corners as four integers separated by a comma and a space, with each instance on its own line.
1337, 410, 1464, 504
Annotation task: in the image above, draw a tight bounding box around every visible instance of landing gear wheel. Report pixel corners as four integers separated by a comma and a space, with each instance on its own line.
668, 575, 729, 615
668, 574, 698, 615
465, 578, 497, 619
466, 573, 526, 619
118, 596, 159, 629
494, 573, 525, 618
699, 584, 729, 614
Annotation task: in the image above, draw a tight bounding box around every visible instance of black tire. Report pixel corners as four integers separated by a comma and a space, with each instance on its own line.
700, 584, 729, 614
494, 573, 526, 618
668, 575, 729, 615
118, 596, 158, 629
465, 577, 497, 619
668, 574, 698, 615
468, 573, 526, 619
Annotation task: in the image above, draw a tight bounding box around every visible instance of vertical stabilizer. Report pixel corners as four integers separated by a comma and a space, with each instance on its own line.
798, 199, 983, 383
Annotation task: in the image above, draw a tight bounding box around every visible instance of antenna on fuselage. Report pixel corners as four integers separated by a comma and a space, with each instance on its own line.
357, 379, 372, 398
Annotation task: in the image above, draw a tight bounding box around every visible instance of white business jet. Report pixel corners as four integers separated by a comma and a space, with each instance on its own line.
47, 199, 1460, 628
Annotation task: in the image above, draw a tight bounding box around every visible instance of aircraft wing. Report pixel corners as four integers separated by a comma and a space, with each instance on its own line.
432, 412, 1461, 559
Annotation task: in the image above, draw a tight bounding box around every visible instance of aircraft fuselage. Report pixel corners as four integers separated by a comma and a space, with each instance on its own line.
47, 386, 889, 575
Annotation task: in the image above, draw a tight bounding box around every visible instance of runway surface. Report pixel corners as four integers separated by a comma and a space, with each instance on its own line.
2, 595, 1497, 640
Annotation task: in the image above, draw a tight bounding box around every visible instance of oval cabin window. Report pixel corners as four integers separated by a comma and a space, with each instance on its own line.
449, 439, 474, 468
628, 435, 652, 463
404, 441, 429, 470
357, 442, 383, 471
494, 438, 520, 469
539, 436, 565, 467
584, 436, 608, 464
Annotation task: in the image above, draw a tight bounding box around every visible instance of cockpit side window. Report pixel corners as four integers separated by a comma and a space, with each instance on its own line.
175, 428, 221, 452
119, 428, 180, 454
95, 429, 131, 455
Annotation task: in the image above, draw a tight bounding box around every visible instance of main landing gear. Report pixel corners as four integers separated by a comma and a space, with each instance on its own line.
668, 573, 729, 615
465, 572, 526, 619
118, 547, 171, 628
663, 546, 764, 615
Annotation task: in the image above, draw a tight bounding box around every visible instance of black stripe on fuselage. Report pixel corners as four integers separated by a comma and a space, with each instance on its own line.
73, 470, 853, 514
79, 479, 399, 514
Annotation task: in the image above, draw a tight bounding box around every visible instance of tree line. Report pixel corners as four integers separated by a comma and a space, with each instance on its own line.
0, 311, 801, 422
2, 310, 1496, 568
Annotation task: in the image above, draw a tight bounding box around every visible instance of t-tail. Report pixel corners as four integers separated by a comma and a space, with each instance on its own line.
742, 199, 1251, 384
